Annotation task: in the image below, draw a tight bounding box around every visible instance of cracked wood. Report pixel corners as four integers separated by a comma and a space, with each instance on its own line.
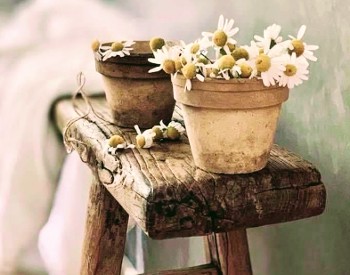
54, 96, 326, 239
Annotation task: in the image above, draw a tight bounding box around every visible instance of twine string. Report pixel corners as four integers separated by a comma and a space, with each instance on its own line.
63, 72, 113, 154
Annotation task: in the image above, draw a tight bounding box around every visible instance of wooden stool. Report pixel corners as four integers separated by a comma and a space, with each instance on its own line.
54, 96, 326, 275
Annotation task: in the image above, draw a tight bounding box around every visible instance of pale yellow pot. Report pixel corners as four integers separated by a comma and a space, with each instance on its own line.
95, 41, 175, 128
172, 75, 289, 174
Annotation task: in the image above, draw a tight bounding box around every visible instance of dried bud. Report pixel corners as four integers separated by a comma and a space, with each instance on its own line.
91, 39, 100, 52
190, 43, 200, 54
232, 48, 249, 61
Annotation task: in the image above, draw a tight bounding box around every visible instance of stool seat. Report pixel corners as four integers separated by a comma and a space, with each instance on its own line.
54, 96, 326, 274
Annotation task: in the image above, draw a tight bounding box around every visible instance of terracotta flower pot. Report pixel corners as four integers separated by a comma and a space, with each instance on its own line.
172, 74, 289, 174
95, 41, 175, 128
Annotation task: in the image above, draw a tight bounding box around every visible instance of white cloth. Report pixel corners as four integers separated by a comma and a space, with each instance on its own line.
0, 0, 138, 272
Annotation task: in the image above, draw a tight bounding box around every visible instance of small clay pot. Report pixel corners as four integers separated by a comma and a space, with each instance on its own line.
95, 41, 175, 128
172, 74, 289, 174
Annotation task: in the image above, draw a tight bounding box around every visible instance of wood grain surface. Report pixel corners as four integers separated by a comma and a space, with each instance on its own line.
54, 96, 326, 239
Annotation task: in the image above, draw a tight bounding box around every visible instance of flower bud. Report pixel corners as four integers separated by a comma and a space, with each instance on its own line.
91, 40, 100, 52
232, 47, 249, 61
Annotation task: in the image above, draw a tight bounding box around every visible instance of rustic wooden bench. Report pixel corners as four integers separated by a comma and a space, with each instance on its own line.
54, 95, 326, 275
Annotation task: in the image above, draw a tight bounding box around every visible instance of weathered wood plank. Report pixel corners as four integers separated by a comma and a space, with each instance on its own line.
81, 174, 128, 275
54, 96, 326, 239
207, 230, 252, 275
142, 264, 219, 275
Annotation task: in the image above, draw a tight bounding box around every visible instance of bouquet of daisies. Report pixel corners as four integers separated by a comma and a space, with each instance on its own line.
148, 15, 319, 91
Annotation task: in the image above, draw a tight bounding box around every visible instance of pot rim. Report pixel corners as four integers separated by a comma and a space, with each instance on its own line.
172, 74, 286, 92
172, 74, 289, 109
98, 40, 178, 65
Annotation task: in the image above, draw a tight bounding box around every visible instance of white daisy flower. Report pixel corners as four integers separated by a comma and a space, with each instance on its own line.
181, 39, 208, 58
134, 125, 155, 149
239, 42, 260, 78
236, 58, 254, 78
255, 51, 285, 87
211, 55, 241, 80
287, 25, 319, 62
254, 24, 283, 53
160, 120, 186, 140
105, 134, 135, 155
102, 40, 135, 61
278, 53, 309, 89
202, 15, 239, 55
148, 46, 181, 74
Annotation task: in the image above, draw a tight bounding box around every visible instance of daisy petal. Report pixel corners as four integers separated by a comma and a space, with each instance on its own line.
218, 15, 224, 29
148, 66, 163, 73
297, 25, 306, 40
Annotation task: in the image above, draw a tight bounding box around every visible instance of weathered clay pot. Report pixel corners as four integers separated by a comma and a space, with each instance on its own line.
95, 41, 175, 128
172, 75, 289, 174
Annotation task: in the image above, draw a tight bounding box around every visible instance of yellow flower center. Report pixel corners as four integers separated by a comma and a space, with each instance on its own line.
111, 42, 124, 52
136, 135, 146, 148
166, 127, 180, 140
232, 47, 249, 61
182, 63, 196, 79
163, 59, 176, 74
108, 134, 125, 147
227, 42, 236, 52
149, 37, 165, 51
239, 63, 253, 78
152, 126, 163, 140
290, 39, 304, 57
255, 54, 271, 72
197, 56, 209, 65
174, 58, 183, 71
218, 55, 235, 70
190, 43, 200, 54
91, 40, 100, 52
213, 30, 228, 47
284, 64, 297, 76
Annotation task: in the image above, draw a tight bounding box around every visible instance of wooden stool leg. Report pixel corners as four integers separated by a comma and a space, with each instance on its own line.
206, 229, 252, 275
80, 175, 129, 275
